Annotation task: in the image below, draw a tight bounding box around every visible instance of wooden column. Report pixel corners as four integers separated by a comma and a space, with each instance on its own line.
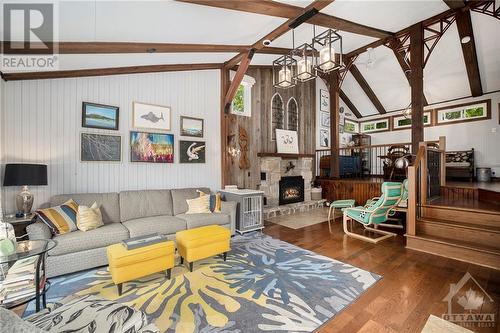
328, 72, 340, 178
220, 68, 231, 187
410, 23, 424, 154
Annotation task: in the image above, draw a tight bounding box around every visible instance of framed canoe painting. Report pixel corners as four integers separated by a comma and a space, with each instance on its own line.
82, 102, 119, 130
133, 102, 171, 131
130, 131, 174, 163
81, 133, 121, 162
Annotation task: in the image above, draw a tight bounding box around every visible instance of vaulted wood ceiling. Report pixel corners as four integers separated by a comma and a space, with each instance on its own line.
1, 0, 499, 118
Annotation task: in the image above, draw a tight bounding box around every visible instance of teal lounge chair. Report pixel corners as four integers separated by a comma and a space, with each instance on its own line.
343, 182, 403, 243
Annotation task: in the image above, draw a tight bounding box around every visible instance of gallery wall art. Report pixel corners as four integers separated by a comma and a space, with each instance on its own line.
320, 89, 329, 112
179, 140, 206, 163
180, 116, 204, 137
276, 129, 299, 154
133, 102, 171, 131
130, 131, 174, 163
82, 102, 119, 130
81, 133, 121, 162
320, 112, 330, 127
320, 129, 329, 147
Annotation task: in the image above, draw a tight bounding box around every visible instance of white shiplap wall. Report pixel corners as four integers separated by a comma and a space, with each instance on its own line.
1, 70, 221, 213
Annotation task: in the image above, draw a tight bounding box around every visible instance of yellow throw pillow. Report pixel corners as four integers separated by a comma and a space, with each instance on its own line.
185, 195, 211, 214
36, 199, 78, 235
77, 202, 104, 231
197, 190, 222, 213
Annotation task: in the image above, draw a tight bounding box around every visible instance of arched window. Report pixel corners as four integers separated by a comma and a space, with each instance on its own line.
287, 97, 299, 132
271, 93, 284, 140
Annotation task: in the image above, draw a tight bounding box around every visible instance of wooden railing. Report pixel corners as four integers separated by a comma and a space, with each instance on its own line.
407, 136, 446, 236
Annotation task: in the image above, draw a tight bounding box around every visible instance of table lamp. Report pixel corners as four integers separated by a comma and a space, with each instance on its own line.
3, 163, 47, 216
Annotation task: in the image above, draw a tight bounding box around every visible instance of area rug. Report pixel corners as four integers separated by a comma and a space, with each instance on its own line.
266, 207, 342, 229
26, 233, 380, 333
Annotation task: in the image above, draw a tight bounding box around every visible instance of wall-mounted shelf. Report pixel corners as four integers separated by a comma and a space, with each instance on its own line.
257, 153, 315, 159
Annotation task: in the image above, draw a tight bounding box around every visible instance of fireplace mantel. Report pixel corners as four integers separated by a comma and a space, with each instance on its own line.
257, 152, 315, 159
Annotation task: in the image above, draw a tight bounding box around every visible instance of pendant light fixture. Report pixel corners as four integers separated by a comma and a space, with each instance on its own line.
291, 27, 317, 83
402, 103, 412, 119
272, 54, 296, 89
313, 28, 343, 73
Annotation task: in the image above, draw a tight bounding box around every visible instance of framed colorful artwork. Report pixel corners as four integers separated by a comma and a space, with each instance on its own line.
130, 131, 174, 163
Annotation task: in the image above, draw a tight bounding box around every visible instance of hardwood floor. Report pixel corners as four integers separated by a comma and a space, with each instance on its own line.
264, 218, 500, 333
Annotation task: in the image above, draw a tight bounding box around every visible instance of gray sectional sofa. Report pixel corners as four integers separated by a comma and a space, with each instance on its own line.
27, 188, 236, 278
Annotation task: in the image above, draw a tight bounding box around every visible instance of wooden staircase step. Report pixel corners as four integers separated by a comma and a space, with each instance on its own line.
421, 204, 500, 227
406, 234, 500, 271
416, 218, 500, 250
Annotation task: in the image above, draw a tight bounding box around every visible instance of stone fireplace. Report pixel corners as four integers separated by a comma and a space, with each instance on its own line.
279, 176, 304, 205
259, 156, 313, 207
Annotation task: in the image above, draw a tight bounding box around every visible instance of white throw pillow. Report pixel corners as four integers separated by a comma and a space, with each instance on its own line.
185, 195, 211, 214
77, 202, 104, 231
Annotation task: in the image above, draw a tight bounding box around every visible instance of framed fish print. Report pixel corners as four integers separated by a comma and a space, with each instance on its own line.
180, 116, 204, 138
179, 140, 205, 163
133, 102, 171, 131
82, 102, 119, 130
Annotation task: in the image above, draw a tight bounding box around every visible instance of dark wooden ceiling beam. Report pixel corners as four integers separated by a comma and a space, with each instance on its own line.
349, 64, 386, 114
455, 9, 483, 96
1, 63, 222, 81
339, 89, 362, 118
1, 41, 291, 55
443, 0, 466, 10
410, 23, 424, 153
223, 49, 255, 112
177, 0, 392, 39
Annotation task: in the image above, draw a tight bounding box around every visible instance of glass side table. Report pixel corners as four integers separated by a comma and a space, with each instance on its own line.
0, 239, 56, 312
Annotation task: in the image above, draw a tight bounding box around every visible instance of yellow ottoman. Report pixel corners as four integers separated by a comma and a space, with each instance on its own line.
176, 225, 231, 272
107, 240, 175, 295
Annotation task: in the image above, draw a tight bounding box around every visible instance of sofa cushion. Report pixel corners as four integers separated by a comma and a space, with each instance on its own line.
171, 188, 210, 215
36, 199, 78, 235
50, 192, 120, 224
49, 223, 129, 256
123, 215, 186, 238
120, 190, 173, 222
176, 213, 230, 229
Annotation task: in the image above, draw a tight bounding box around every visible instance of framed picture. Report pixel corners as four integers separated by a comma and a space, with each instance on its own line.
81, 133, 121, 162
180, 116, 204, 137
392, 111, 432, 130
276, 129, 299, 154
82, 102, 119, 130
133, 102, 171, 131
360, 118, 390, 133
339, 124, 344, 134
320, 89, 329, 112
436, 99, 490, 125
320, 129, 329, 147
130, 131, 174, 163
344, 119, 358, 133
320, 112, 330, 127
179, 140, 206, 163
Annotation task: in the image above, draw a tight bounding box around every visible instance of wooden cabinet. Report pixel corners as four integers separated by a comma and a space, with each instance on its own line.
352, 134, 371, 177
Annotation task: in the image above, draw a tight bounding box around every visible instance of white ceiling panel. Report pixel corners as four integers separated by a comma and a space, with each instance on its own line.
424, 23, 470, 103
356, 46, 410, 111
272, 0, 313, 7
269, 24, 377, 53
341, 72, 378, 116
471, 12, 500, 92
322, 0, 448, 33
57, 1, 287, 44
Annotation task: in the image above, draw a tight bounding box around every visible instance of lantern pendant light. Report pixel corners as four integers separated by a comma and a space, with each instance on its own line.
313, 28, 343, 73
272, 30, 297, 89
291, 26, 317, 83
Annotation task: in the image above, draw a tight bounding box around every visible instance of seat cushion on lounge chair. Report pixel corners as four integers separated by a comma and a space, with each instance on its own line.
123, 215, 187, 238
50, 223, 129, 256
344, 206, 371, 225
176, 213, 230, 229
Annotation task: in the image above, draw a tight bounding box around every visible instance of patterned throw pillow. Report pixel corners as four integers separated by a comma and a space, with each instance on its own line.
197, 190, 222, 213
185, 195, 211, 214
36, 199, 78, 235
77, 202, 104, 231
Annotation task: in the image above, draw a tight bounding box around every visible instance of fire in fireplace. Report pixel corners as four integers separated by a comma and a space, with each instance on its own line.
279, 176, 304, 205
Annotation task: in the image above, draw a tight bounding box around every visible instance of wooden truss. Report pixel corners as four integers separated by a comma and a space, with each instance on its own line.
470, 1, 500, 20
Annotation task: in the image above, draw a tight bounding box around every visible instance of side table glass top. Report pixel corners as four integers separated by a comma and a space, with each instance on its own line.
0, 239, 56, 265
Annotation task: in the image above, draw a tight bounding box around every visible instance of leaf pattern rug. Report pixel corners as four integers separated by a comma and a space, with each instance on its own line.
26, 233, 381, 332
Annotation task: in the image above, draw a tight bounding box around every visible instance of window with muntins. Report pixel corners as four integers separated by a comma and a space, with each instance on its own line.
287, 98, 299, 132
271, 93, 284, 140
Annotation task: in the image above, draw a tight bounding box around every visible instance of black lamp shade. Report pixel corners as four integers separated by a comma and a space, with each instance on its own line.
3, 164, 48, 186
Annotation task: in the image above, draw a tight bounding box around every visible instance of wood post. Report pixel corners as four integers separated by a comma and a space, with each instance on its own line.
419, 142, 427, 205
439, 136, 446, 186
220, 68, 231, 187
410, 23, 424, 154
328, 72, 340, 178
407, 165, 416, 236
